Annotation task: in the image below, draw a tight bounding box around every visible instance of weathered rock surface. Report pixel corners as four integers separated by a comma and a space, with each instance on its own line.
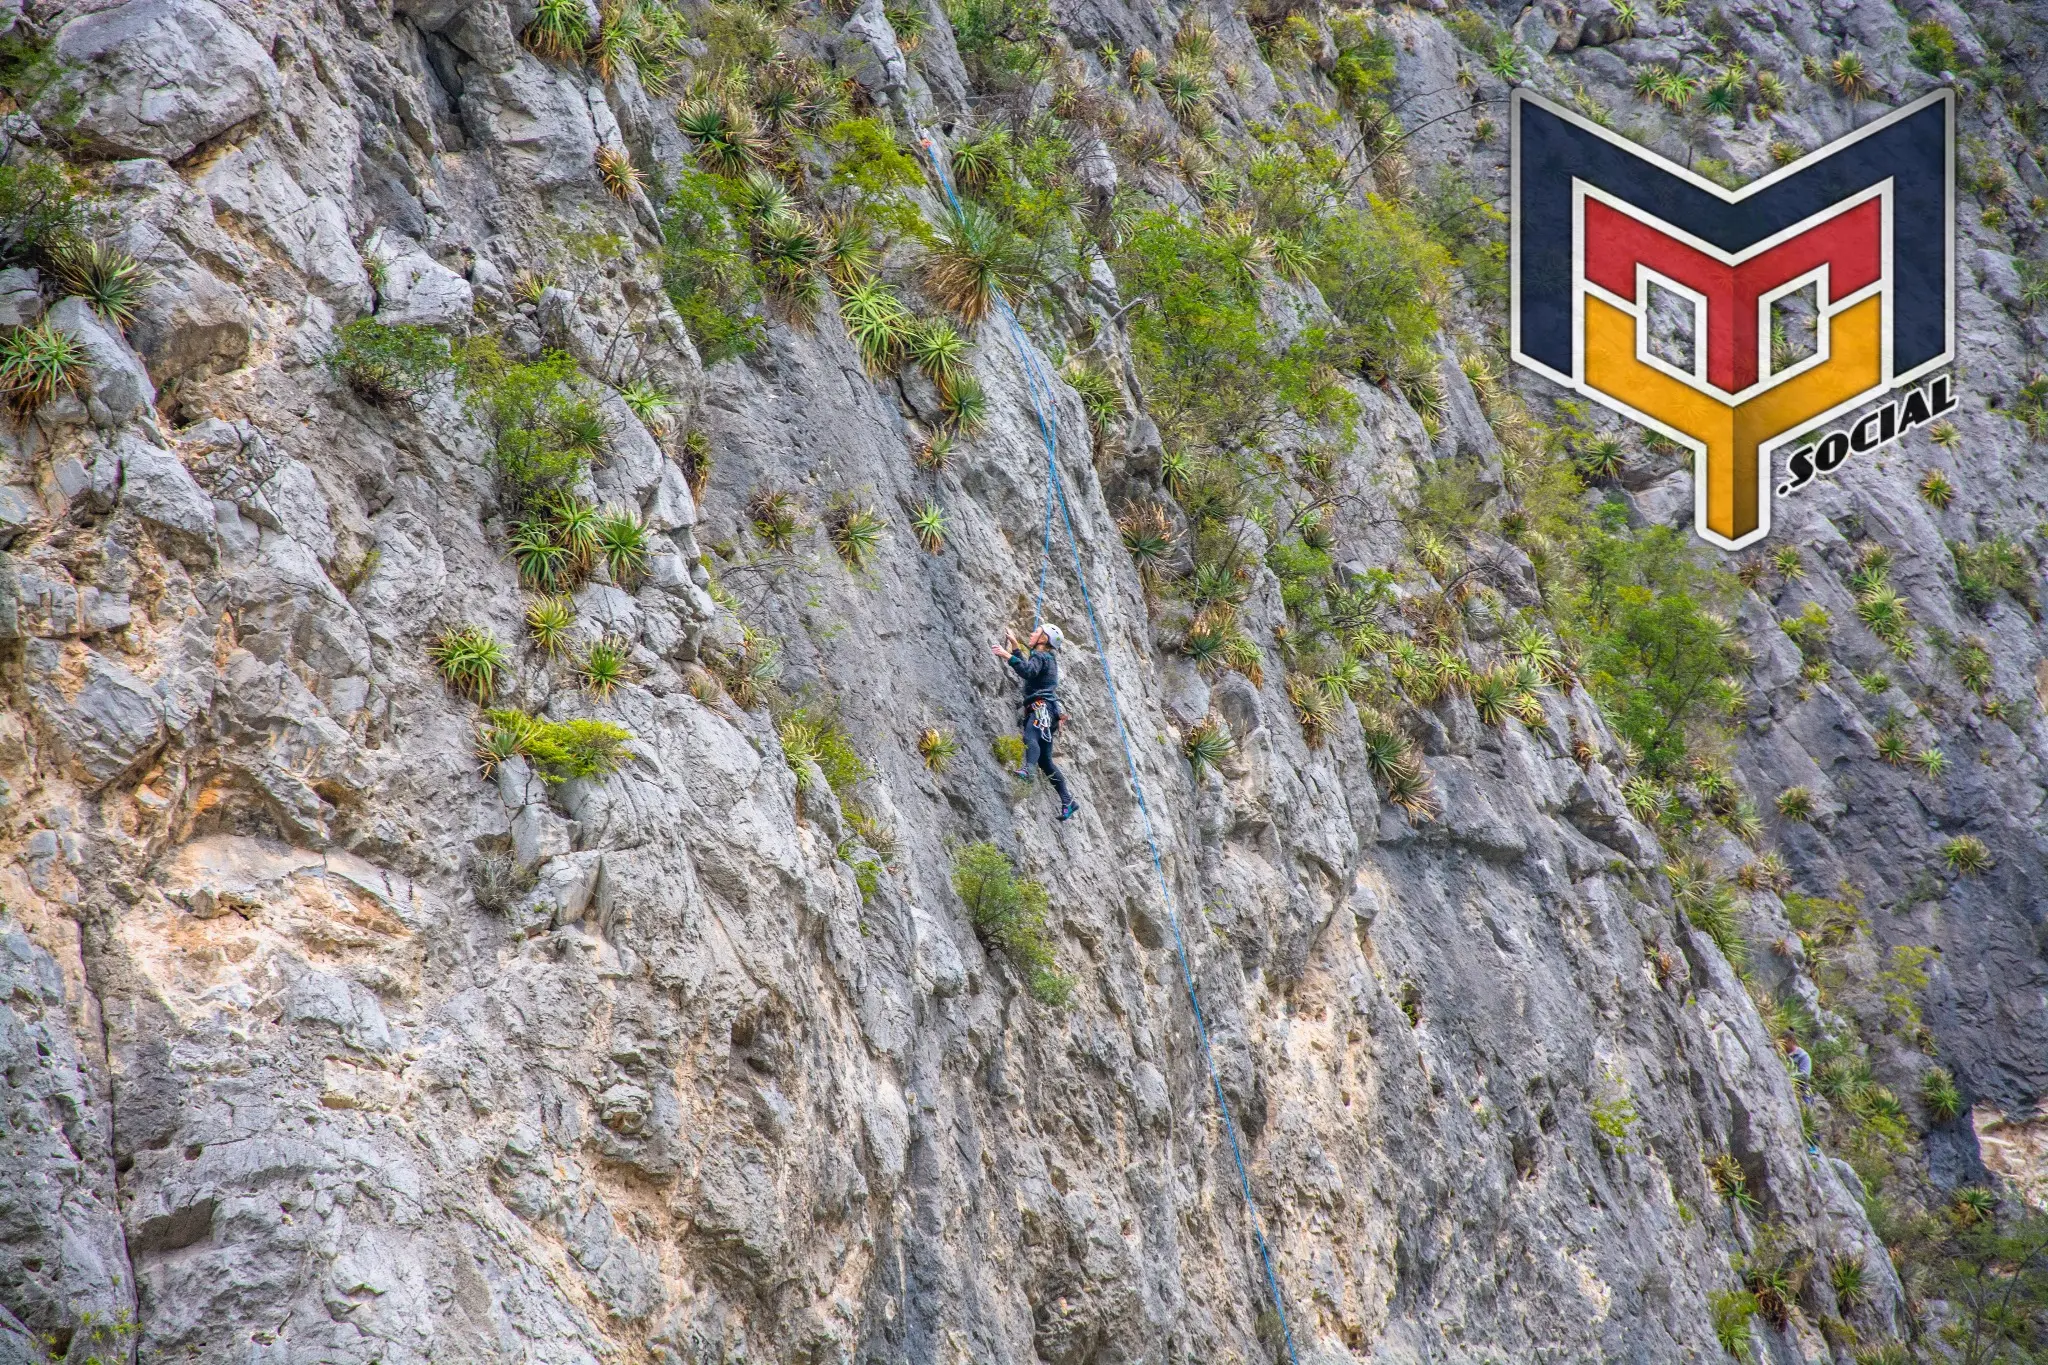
0, 0, 2038, 1361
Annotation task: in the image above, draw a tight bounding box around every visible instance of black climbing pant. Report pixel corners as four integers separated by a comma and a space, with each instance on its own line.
1023, 717, 1074, 805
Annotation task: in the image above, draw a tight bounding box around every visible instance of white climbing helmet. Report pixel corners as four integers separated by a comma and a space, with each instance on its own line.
1039, 623, 1064, 650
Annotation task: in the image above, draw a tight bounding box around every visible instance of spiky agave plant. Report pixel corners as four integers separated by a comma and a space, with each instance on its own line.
522, 0, 590, 60
1182, 713, 1234, 776
905, 317, 970, 393
912, 498, 948, 553
595, 145, 643, 200
678, 98, 764, 174
596, 509, 651, 586
0, 322, 85, 413
430, 625, 507, 701
826, 498, 887, 568
1286, 672, 1336, 746
525, 595, 576, 659
917, 725, 959, 771
46, 239, 153, 326
837, 276, 913, 375
924, 202, 1034, 325
578, 636, 635, 699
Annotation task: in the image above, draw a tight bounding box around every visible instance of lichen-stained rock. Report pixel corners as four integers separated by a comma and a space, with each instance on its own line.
42, 0, 280, 161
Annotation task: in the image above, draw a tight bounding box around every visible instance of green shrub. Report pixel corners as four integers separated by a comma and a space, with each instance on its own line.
525, 595, 575, 658
951, 841, 1071, 1005
328, 319, 453, 404
778, 705, 869, 793
1709, 1289, 1757, 1355
1568, 520, 1741, 775
660, 166, 764, 364
1907, 19, 1959, 74
480, 709, 632, 782
596, 509, 651, 587
0, 159, 87, 267
456, 344, 591, 501
1183, 713, 1234, 775
991, 732, 1025, 768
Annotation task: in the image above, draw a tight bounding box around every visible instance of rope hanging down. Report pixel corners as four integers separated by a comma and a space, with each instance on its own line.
917, 134, 1302, 1365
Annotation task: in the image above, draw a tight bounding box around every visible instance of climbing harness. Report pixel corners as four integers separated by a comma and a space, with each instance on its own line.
917, 134, 1303, 1365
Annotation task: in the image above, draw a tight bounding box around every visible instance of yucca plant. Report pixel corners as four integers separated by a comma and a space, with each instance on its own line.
1952, 1187, 1997, 1226
912, 498, 948, 553
681, 429, 713, 500
1577, 437, 1626, 481
1470, 664, 1516, 727
430, 625, 507, 701
905, 317, 969, 393
511, 269, 553, 306
1875, 722, 1910, 765
1941, 834, 1991, 874
924, 202, 1034, 325
827, 498, 887, 568
511, 518, 572, 591
1623, 776, 1667, 825
525, 595, 575, 659
732, 167, 797, 226
550, 400, 611, 459
1828, 1256, 1866, 1308
1921, 1067, 1963, 1123
949, 123, 1012, 190
817, 209, 876, 287
0, 322, 86, 413
749, 488, 806, 552
940, 372, 988, 432
619, 379, 671, 429
1955, 638, 1994, 692
597, 509, 650, 586
838, 276, 913, 375
1183, 714, 1234, 776
755, 214, 824, 300
1919, 467, 1956, 509
1914, 746, 1948, 778
578, 637, 634, 698
1929, 419, 1962, 449
1701, 68, 1743, 115
595, 145, 642, 200
1725, 797, 1765, 846
917, 725, 959, 771
1159, 64, 1213, 125
914, 430, 954, 470
678, 98, 763, 173
1118, 502, 1177, 591
1287, 672, 1336, 746
1830, 51, 1874, 100
523, 0, 590, 60
1775, 786, 1815, 821
47, 239, 153, 326
546, 494, 602, 575
1771, 545, 1805, 580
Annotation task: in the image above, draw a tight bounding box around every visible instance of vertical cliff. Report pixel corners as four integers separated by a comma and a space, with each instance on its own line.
0, 0, 2041, 1360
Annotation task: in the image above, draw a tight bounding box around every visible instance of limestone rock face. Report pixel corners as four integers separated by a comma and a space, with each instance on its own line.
43, 0, 280, 161
0, 0, 2037, 1361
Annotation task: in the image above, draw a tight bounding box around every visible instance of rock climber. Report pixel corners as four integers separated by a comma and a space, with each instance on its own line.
992, 624, 1080, 822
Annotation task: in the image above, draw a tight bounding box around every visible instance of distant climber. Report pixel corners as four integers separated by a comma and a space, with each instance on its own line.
993, 624, 1080, 822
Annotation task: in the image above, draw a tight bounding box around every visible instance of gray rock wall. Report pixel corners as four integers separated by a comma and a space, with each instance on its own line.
0, 0, 2039, 1360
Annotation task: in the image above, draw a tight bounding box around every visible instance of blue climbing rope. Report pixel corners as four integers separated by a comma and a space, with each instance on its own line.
917, 134, 1303, 1365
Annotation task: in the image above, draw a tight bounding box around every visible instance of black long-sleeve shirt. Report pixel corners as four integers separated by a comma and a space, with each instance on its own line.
1006, 647, 1061, 727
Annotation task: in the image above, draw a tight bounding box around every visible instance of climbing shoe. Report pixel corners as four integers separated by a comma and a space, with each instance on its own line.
1058, 799, 1080, 822
1013, 769, 1033, 782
